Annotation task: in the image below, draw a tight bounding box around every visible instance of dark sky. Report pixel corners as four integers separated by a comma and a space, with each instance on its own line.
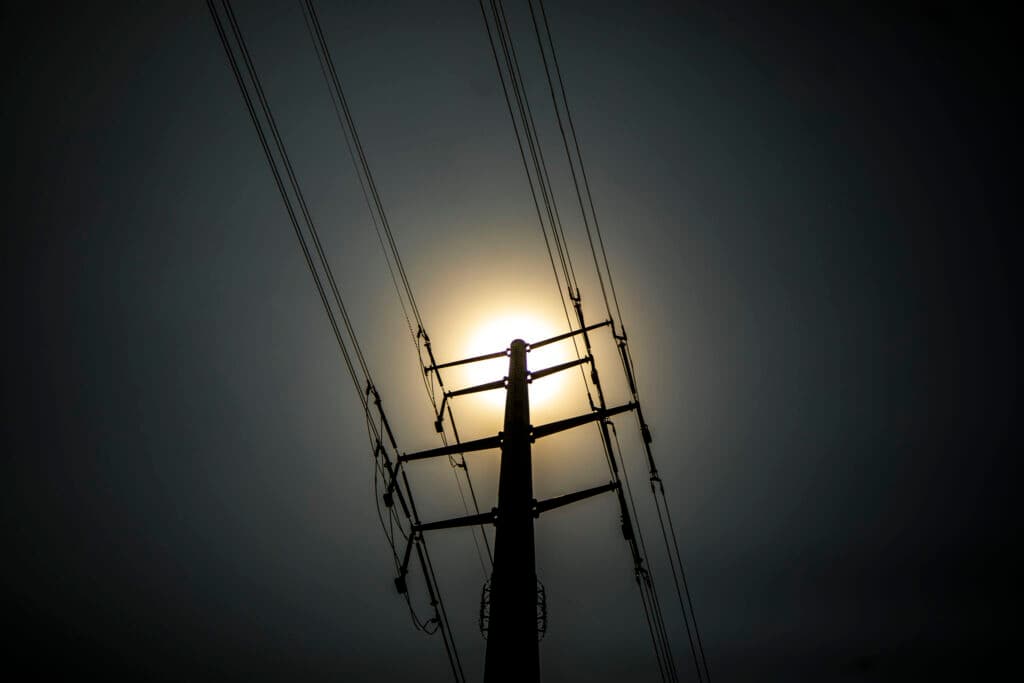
3, 2, 1018, 681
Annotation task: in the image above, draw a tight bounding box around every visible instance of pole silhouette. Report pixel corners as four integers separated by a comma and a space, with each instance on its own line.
393, 325, 661, 681
484, 338, 539, 683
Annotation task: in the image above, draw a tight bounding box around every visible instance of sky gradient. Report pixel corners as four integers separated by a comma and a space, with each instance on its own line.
4, 2, 1018, 681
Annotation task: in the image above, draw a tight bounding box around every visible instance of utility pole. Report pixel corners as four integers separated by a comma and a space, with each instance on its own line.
484, 338, 539, 682
394, 324, 639, 682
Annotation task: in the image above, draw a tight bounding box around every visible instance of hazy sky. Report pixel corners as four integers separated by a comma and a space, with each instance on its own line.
4, 2, 1017, 681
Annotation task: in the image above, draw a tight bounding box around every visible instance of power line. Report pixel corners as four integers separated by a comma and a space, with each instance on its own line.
206, 0, 366, 415
526, 0, 612, 323
654, 477, 712, 681
610, 419, 678, 683
476, 3, 685, 677
297, 1, 416, 346
526, 2, 714, 680
299, 0, 493, 576
214, 0, 708, 678
207, 3, 466, 680
533, 0, 625, 328
220, 0, 372, 388
491, 0, 579, 297
479, 2, 715, 680
477, 0, 594, 406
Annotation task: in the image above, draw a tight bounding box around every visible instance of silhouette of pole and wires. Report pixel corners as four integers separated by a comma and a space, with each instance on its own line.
207, 1, 711, 681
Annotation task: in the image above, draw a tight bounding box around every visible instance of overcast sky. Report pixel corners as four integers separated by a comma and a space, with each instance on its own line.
4, 2, 1017, 681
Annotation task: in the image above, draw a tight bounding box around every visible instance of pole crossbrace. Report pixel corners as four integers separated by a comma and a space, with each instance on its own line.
526, 319, 612, 350
531, 401, 638, 441
533, 481, 619, 516
391, 325, 659, 683
433, 378, 508, 432
528, 355, 590, 382
426, 348, 509, 373
448, 378, 508, 398
405, 482, 621, 537
422, 320, 611, 378
400, 434, 503, 463
415, 509, 498, 534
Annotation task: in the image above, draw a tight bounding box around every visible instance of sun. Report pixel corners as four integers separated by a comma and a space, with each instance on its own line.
458, 313, 578, 410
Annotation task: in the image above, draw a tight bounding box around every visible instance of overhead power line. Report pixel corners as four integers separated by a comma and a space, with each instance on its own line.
209, 0, 710, 679
298, 0, 493, 578
528, 2, 712, 679
476, 3, 683, 680
478, 1, 713, 681
476, 0, 594, 406
527, 3, 713, 680
206, 2, 466, 680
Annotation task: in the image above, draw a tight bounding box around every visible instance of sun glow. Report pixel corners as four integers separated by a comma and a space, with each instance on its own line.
457, 313, 577, 411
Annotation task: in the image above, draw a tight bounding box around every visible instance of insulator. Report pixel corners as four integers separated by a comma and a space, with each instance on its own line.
641, 422, 653, 445
619, 342, 638, 394
621, 516, 634, 541
394, 575, 407, 595
478, 581, 491, 639
536, 579, 547, 641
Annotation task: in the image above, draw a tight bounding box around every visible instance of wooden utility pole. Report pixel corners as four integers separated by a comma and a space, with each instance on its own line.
483, 338, 539, 683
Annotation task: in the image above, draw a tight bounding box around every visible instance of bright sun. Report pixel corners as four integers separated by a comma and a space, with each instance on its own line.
459, 313, 577, 409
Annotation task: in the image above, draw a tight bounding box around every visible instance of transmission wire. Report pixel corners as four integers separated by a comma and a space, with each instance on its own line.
476, 2, 685, 678
535, 0, 625, 327
221, 0, 372, 391
492, 0, 578, 296
611, 420, 679, 682
530, 2, 713, 679
208, 4, 465, 680
207, 0, 366, 417
301, 0, 493, 575
477, 0, 593, 404
526, 0, 613, 323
